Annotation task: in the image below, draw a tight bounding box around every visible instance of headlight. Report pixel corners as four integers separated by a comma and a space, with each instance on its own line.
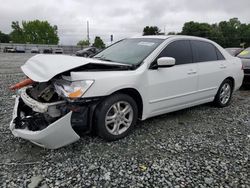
54, 80, 94, 99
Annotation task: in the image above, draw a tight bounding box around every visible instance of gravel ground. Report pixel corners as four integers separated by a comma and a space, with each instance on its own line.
0, 53, 249, 187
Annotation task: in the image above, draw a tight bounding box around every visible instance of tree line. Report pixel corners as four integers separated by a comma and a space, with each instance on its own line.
1, 20, 59, 44
1, 18, 249, 48
77, 36, 105, 49
0, 20, 105, 49
143, 18, 250, 48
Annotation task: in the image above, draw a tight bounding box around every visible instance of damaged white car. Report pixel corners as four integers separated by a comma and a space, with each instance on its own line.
10, 36, 244, 149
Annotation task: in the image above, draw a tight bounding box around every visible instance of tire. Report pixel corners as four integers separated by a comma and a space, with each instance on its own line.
94, 93, 138, 141
83, 53, 88, 57
214, 79, 233, 107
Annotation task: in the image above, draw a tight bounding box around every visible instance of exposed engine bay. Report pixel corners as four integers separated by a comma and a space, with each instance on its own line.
14, 98, 65, 131
27, 81, 63, 103
12, 79, 100, 136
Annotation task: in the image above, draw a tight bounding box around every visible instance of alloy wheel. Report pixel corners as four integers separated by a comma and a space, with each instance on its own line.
105, 101, 133, 136
219, 83, 231, 105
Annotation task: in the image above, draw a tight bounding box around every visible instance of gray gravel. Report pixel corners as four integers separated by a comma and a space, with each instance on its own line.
0, 53, 250, 187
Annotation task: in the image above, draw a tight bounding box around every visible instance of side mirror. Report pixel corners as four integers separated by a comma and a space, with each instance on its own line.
157, 57, 175, 68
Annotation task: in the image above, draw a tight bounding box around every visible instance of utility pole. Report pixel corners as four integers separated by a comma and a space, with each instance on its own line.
87, 21, 90, 46
111, 35, 113, 43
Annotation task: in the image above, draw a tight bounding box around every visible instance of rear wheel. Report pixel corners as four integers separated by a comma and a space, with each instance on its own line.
94, 93, 138, 141
214, 79, 233, 107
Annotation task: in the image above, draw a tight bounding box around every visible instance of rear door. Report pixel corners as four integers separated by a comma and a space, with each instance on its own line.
191, 40, 227, 100
147, 40, 198, 116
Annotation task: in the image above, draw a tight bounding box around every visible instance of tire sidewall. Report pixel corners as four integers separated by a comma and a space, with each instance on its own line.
95, 93, 138, 141
215, 79, 233, 107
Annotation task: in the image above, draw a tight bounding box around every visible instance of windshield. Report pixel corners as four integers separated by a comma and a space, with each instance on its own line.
237, 48, 250, 59
94, 38, 164, 65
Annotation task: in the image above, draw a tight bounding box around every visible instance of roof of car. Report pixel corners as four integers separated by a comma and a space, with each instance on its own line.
130, 35, 171, 39
130, 35, 215, 42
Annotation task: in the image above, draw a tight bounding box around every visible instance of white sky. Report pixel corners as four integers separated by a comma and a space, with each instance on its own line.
0, 0, 249, 45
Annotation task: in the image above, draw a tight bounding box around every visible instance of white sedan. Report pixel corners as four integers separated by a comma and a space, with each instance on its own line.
10, 35, 243, 149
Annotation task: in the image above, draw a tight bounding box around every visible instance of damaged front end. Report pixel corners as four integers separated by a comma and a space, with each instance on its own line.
10, 79, 99, 149
9, 54, 131, 149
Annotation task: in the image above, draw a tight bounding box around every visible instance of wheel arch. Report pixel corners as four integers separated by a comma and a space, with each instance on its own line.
225, 76, 235, 91
112, 88, 143, 119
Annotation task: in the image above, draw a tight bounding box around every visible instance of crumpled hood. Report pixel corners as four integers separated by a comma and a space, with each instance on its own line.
21, 54, 126, 82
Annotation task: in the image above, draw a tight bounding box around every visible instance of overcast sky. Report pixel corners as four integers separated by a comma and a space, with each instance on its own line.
0, 0, 249, 45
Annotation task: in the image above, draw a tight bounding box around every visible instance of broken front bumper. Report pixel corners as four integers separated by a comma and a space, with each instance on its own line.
10, 88, 80, 149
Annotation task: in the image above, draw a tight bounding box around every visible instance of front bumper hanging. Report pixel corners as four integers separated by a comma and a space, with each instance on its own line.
9, 88, 82, 149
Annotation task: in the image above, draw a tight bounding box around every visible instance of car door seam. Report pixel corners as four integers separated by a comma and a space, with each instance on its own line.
149, 87, 217, 104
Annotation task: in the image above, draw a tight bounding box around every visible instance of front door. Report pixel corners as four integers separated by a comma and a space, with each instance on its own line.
147, 40, 198, 117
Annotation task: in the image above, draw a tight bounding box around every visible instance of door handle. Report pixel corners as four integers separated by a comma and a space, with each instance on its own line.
187, 69, 197, 75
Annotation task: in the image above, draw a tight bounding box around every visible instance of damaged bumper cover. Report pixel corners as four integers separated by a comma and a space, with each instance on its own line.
10, 88, 83, 149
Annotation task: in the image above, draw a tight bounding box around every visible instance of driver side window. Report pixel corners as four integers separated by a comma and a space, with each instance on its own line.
157, 40, 193, 65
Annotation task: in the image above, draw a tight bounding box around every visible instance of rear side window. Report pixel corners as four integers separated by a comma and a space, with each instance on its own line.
216, 48, 225, 60
191, 41, 218, 62
157, 40, 193, 65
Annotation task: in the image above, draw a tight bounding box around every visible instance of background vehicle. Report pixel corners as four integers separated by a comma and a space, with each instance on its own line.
30, 47, 40, 53
237, 47, 250, 86
75, 47, 100, 57
225, 47, 243, 56
54, 48, 63, 54
10, 36, 243, 149
43, 48, 53, 54
3, 47, 15, 53
15, 46, 25, 53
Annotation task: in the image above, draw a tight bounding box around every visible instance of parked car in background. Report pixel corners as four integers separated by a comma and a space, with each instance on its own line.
225, 47, 243, 56
54, 48, 64, 54
15, 46, 26, 53
75, 47, 100, 57
3, 47, 15, 53
9, 35, 243, 149
43, 48, 53, 54
237, 47, 250, 86
31, 47, 40, 53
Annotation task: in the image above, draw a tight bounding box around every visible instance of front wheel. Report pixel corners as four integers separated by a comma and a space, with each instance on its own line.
214, 79, 233, 107
94, 93, 138, 141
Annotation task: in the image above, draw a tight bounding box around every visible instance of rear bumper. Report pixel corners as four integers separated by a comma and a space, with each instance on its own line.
10, 89, 81, 149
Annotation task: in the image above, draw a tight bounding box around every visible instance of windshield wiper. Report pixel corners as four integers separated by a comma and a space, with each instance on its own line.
98, 58, 113, 62
93, 56, 112, 61
93, 57, 136, 70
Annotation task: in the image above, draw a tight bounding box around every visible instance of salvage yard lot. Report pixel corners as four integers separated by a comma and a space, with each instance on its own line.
0, 53, 249, 187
